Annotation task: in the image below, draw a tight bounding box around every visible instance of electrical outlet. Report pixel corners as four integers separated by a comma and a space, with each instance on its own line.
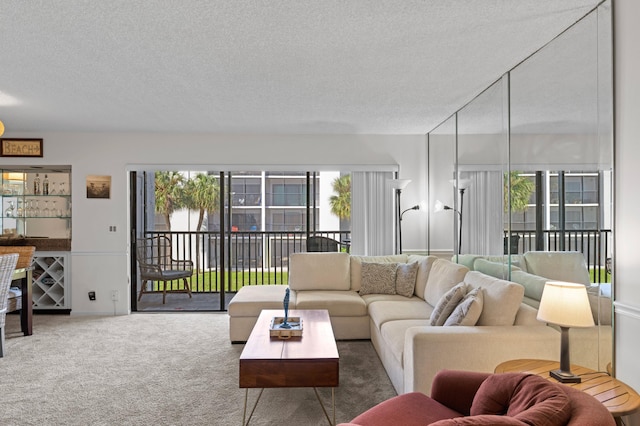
88, 291, 96, 301
111, 290, 119, 301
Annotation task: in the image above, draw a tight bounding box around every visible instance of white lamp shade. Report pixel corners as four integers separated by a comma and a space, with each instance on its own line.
0, 119, 4, 137
536, 281, 595, 328
449, 178, 472, 190
389, 178, 411, 190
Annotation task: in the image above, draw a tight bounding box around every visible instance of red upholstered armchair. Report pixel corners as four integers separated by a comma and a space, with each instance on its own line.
339, 370, 615, 426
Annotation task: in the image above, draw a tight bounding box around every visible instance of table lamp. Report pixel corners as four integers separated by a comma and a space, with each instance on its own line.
537, 281, 595, 383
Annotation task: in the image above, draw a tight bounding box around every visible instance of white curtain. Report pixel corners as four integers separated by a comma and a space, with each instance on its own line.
351, 171, 395, 255
464, 171, 504, 255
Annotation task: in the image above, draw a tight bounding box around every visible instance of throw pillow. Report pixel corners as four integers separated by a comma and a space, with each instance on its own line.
429, 282, 467, 326
443, 286, 484, 326
359, 262, 398, 295
396, 261, 419, 297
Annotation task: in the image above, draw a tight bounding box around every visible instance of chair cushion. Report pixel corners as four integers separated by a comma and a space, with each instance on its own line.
347, 392, 464, 426
471, 373, 571, 426
430, 415, 527, 425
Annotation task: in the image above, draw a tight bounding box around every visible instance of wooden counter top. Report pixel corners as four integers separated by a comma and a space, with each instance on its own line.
23, 238, 71, 251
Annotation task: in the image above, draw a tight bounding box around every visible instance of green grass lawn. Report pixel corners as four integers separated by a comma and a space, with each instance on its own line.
149, 270, 289, 292
590, 267, 610, 283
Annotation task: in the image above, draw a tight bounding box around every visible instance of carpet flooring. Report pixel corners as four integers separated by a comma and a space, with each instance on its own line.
0, 313, 396, 425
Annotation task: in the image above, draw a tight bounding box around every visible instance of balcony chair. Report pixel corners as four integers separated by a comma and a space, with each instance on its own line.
0, 246, 36, 312
306, 235, 342, 252
1, 253, 20, 357
136, 236, 193, 304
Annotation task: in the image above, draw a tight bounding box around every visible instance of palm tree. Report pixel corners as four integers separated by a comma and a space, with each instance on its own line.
330, 174, 351, 220
183, 173, 219, 231
155, 171, 186, 231
505, 171, 534, 213
182, 173, 219, 272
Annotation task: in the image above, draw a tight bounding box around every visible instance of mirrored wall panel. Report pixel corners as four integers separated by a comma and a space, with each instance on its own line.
427, 1, 612, 372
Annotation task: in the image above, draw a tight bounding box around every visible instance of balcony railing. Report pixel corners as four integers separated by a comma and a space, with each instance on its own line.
505, 229, 612, 283
137, 228, 611, 296
140, 230, 351, 293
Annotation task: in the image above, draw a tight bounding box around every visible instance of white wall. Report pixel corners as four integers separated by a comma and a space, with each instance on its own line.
1, 132, 427, 314
614, 1, 640, 423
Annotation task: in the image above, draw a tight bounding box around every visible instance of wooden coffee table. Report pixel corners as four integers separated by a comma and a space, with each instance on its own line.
495, 359, 640, 424
239, 309, 339, 425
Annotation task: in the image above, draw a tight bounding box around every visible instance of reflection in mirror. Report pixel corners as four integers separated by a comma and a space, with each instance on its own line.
456, 77, 508, 275
426, 1, 612, 373
427, 116, 456, 258
510, 3, 612, 373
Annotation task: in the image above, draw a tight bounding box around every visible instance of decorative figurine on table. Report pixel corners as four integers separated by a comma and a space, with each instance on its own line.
280, 287, 291, 329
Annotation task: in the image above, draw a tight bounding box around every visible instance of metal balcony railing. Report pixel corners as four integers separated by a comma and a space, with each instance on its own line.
504, 229, 612, 283
139, 230, 351, 293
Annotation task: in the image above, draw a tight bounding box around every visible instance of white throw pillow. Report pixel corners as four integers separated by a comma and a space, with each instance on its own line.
444, 287, 484, 326
359, 262, 398, 295
429, 282, 467, 326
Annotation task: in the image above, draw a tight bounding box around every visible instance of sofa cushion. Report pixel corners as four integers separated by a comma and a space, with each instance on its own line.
359, 262, 398, 295
227, 285, 293, 316
464, 271, 524, 326
350, 254, 408, 292
471, 373, 571, 426
288, 252, 351, 291
368, 300, 432, 331
443, 287, 483, 326
473, 258, 521, 280
408, 254, 438, 300
379, 319, 429, 366
430, 283, 467, 326
509, 270, 548, 303
587, 287, 612, 325
294, 290, 367, 316
396, 262, 419, 297
523, 251, 591, 286
425, 259, 470, 307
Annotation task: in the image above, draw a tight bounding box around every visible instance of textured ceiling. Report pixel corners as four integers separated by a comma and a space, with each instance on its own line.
0, 0, 602, 135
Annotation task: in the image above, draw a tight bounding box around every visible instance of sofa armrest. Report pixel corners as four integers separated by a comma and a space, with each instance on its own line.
430, 370, 491, 415
403, 325, 560, 396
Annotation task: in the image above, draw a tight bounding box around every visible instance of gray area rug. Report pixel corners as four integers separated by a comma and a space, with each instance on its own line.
0, 313, 396, 425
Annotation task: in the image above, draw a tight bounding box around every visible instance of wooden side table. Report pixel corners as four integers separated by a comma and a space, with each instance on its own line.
495, 359, 640, 424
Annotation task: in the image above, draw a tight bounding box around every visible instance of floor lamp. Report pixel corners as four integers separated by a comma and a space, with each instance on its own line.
389, 179, 411, 254
436, 178, 471, 255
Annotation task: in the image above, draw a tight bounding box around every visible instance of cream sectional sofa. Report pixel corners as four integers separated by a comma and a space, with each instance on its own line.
228, 252, 571, 396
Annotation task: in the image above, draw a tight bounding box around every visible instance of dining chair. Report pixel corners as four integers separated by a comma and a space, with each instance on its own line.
0, 253, 20, 357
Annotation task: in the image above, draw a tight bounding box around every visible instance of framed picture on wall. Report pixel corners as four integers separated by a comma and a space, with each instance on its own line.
86, 175, 111, 199
0, 138, 43, 157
